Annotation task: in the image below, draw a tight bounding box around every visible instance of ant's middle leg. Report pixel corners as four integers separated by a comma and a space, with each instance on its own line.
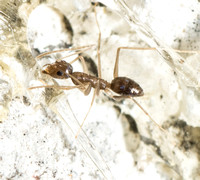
104, 88, 166, 132
94, 3, 102, 79
93, 2, 102, 79
113, 47, 158, 78
113, 46, 200, 78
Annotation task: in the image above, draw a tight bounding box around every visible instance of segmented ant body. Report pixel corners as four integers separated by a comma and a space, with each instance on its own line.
42, 60, 144, 98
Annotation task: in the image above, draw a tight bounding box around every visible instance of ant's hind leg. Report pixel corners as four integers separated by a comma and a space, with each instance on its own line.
130, 96, 166, 132
104, 88, 166, 132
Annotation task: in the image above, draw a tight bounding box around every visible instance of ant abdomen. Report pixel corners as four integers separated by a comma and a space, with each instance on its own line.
110, 77, 144, 97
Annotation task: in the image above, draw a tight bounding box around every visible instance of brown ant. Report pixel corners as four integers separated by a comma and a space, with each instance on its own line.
30, 4, 165, 137
30, 48, 165, 137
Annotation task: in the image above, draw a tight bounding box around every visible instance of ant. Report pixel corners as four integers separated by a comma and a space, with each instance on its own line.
30, 4, 166, 137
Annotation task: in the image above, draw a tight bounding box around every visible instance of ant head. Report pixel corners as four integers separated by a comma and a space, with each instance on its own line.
42, 60, 73, 79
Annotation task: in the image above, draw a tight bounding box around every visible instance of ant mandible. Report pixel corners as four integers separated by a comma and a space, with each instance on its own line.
30, 4, 165, 137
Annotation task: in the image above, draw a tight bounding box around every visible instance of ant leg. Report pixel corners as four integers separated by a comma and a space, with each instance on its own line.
113, 46, 200, 78
114, 47, 158, 78
83, 83, 92, 95
104, 88, 166, 132
75, 82, 91, 96
75, 82, 100, 138
94, 2, 102, 78
68, 74, 85, 88
71, 3, 102, 138
117, 95, 165, 132
129, 96, 166, 132
37, 44, 199, 62
69, 56, 89, 75
79, 56, 89, 74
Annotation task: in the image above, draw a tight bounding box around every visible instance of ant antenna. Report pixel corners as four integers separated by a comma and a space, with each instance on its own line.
36, 45, 95, 60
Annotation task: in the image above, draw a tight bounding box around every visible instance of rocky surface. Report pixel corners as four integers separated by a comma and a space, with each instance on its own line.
0, 0, 200, 179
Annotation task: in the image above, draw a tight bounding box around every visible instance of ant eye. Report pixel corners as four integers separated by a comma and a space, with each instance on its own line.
120, 85, 125, 90
56, 71, 63, 76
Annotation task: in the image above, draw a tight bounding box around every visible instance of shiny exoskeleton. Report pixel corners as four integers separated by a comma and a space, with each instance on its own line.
42, 60, 144, 97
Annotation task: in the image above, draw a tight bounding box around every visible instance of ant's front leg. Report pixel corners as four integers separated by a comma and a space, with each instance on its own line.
29, 85, 83, 90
